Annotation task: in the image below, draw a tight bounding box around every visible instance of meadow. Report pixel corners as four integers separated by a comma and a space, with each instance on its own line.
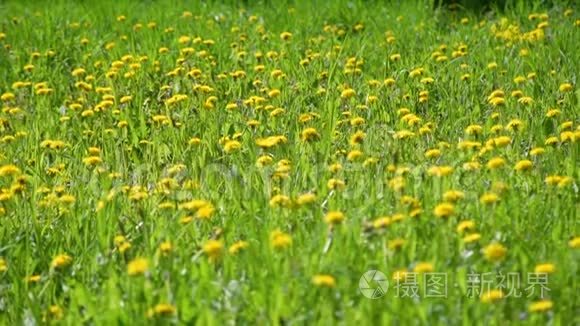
0, 0, 578, 324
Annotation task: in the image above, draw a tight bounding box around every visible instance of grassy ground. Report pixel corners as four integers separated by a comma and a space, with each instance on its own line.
0, 0, 578, 324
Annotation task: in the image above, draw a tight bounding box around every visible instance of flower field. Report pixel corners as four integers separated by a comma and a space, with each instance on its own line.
0, 0, 578, 324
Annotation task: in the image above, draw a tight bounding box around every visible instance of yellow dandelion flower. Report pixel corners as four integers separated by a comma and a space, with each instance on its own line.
127, 258, 149, 276
433, 202, 454, 218
45, 305, 64, 321
487, 157, 506, 169
324, 211, 345, 225
427, 165, 454, 177
312, 274, 336, 288
229, 241, 249, 255
463, 233, 481, 243
559, 83, 573, 92
0, 164, 21, 177
202, 240, 223, 261
301, 128, 320, 142
159, 241, 173, 255
480, 192, 500, 205
568, 236, 580, 248
82, 156, 102, 166
280, 32, 292, 40
148, 303, 176, 318
534, 263, 555, 274
371, 216, 391, 229
514, 160, 533, 171
223, 140, 242, 153
483, 243, 507, 262
545, 109, 560, 118
517, 96, 533, 105
388, 238, 406, 251
528, 300, 553, 313
340, 88, 356, 99
327, 178, 346, 190
51, 254, 72, 269
413, 262, 434, 273
457, 220, 475, 233
443, 190, 465, 202
481, 289, 504, 303
270, 229, 292, 249
425, 148, 441, 159
530, 147, 545, 156
269, 194, 291, 208
196, 204, 215, 220
1, 92, 16, 102
347, 150, 363, 162
296, 193, 317, 206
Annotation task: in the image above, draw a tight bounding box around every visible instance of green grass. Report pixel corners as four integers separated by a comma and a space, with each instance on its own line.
0, 0, 578, 324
